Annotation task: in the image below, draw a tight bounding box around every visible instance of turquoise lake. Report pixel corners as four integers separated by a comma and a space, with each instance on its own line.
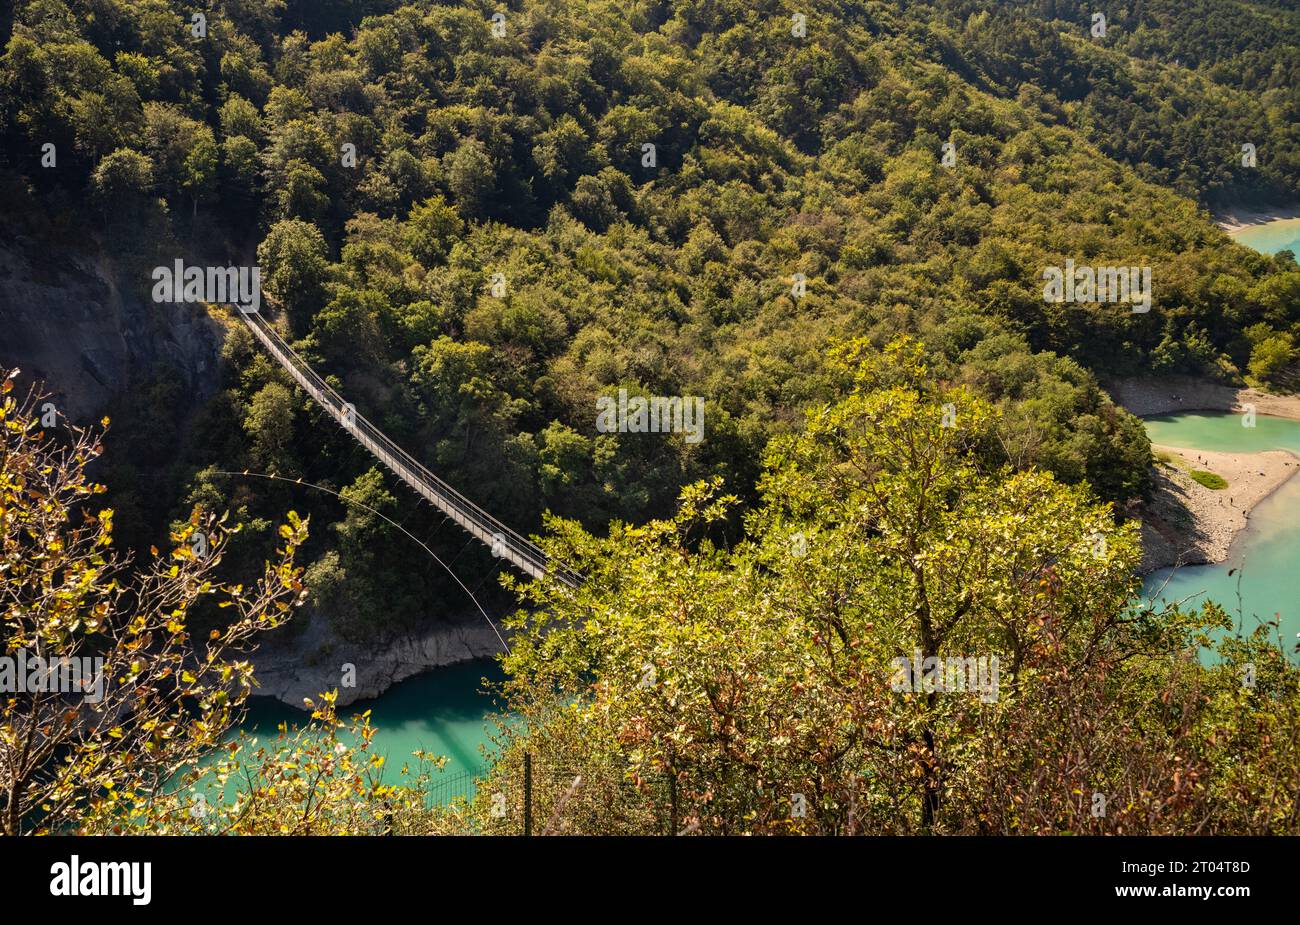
235, 656, 506, 794
1230, 216, 1300, 257
1142, 412, 1300, 656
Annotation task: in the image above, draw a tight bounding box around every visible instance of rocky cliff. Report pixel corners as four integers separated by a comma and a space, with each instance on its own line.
250, 610, 509, 708
0, 234, 222, 420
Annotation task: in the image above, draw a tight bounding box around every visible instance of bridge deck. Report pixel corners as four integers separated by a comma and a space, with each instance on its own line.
237, 308, 578, 588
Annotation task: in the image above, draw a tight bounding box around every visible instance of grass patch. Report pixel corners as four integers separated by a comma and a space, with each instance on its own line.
1189, 470, 1228, 490
1154, 450, 1175, 466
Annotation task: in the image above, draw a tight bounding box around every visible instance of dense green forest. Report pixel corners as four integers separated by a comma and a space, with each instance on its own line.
914, 0, 1300, 203
4, 0, 1300, 842
2, 0, 1298, 641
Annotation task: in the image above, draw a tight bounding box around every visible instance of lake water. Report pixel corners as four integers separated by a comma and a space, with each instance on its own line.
1142, 412, 1300, 656
1230, 216, 1300, 257
235, 657, 506, 794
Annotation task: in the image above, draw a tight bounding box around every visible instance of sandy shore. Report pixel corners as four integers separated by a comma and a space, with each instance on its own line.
1139, 444, 1300, 572
1214, 204, 1300, 233
1108, 377, 1300, 572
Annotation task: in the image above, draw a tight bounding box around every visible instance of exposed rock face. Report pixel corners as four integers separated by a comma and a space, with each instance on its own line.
0, 236, 222, 420
1108, 376, 1300, 420
250, 611, 509, 709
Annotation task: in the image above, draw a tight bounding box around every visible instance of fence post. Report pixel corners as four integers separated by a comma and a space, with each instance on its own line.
523, 752, 533, 836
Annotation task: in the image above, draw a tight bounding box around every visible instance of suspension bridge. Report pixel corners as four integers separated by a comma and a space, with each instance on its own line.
236, 308, 580, 589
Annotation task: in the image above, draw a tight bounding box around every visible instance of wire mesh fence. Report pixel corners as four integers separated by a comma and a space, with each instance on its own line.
425, 765, 488, 808
416, 751, 676, 836
416, 752, 883, 835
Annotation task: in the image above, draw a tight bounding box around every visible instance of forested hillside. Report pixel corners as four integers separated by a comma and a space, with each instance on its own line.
2, 0, 1298, 641
914, 0, 1300, 203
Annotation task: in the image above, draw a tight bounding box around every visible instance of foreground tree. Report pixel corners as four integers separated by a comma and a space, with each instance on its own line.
0, 373, 308, 834
477, 338, 1300, 835
91, 692, 448, 836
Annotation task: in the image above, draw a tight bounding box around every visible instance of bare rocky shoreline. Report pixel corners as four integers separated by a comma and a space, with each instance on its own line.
1138, 443, 1299, 573
1214, 204, 1300, 233
1109, 377, 1300, 574
1109, 376, 1300, 420
250, 609, 508, 710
